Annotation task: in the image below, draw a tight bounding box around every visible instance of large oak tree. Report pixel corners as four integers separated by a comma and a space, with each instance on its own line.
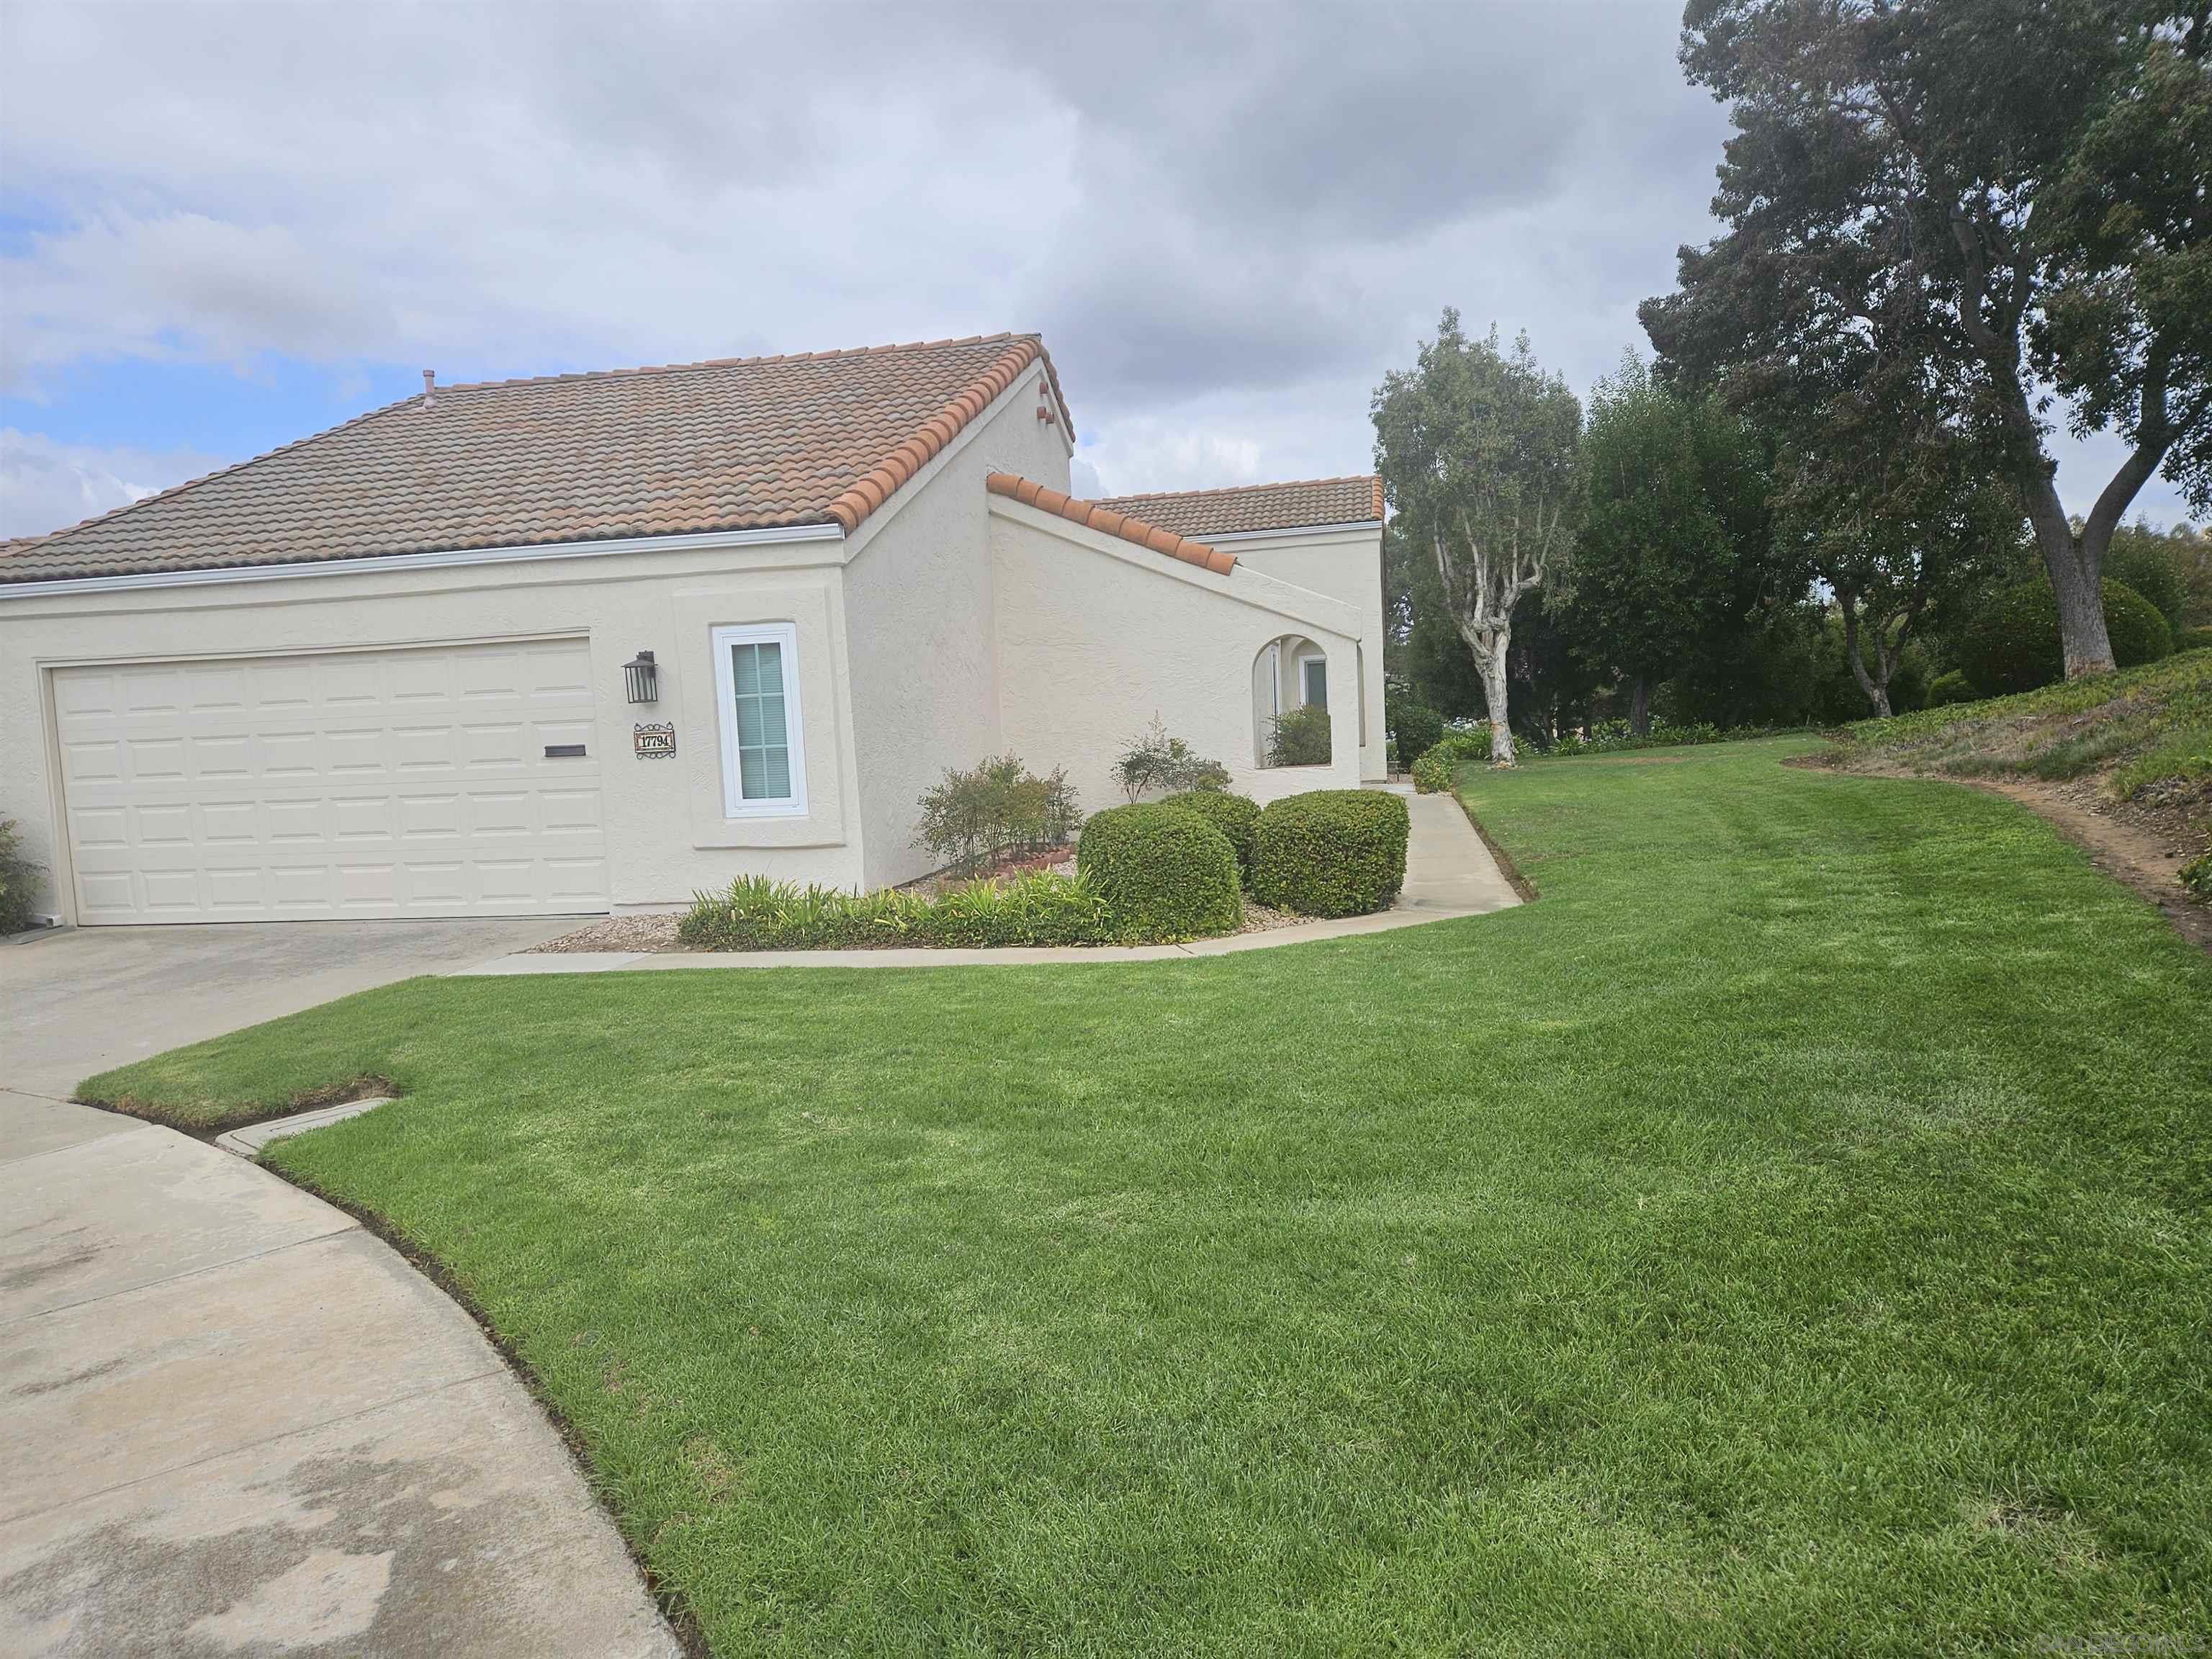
1643, 0, 2212, 678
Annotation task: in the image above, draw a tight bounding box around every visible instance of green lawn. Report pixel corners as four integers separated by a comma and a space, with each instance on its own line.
84, 738, 2212, 1654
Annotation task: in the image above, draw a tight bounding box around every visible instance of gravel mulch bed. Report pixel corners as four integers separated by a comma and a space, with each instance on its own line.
528, 914, 688, 953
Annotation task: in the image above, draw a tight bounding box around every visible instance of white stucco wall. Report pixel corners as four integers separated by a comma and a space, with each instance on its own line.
0, 534, 871, 923
1213, 525, 1387, 779
988, 498, 1364, 816
840, 361, 1073, 889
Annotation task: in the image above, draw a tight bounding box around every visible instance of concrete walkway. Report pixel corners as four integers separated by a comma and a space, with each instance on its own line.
0, 1095, 680, 1659
0, 917, 679, 1658
457, 790, 1520, 976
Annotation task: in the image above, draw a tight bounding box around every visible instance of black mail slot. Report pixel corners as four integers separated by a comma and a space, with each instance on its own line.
544, 743, 588, 758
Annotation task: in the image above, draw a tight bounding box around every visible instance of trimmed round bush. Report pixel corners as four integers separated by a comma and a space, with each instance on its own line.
1960, 577, 2173, 696
1160, 790, 1260, 884
1251, 790, 1411, 918
1076, 803, 1241, 941
1388, 698, 1444, 775
1925, 669, 1977, 708
2108, 580, 2175, 667
1411, 729, 1491, 793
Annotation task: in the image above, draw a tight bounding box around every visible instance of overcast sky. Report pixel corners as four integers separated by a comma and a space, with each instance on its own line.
0, 0, 2191, 540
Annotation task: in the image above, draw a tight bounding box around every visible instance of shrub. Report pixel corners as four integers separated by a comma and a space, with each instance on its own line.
2184, 849, 2212, 904
1161, 790, 1260, 884
1076, 802, 1242, 940
1250, 790, 1410, 918
915, 755, 1079, 876
1114, 716, 1231, 801
678, 869, 1115, 950
2180, 625, 2212, 655
1388, 698, 1444, 775
2108, 581, 2176, 668
1411, 728, 1491, 793
1926, 670, 1978, 708
0, 819, 39, 935
1961, 578, 2174, 696
2106, 530, 2190, 631
1267, 703, 1333, 767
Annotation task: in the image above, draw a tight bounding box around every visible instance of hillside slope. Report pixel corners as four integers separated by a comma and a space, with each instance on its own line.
1825, 649, 2211, 938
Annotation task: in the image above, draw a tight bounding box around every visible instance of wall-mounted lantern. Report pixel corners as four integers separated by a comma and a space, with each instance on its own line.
624, 650, 659, 704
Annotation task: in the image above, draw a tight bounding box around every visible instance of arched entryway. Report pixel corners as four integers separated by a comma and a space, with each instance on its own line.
1252, 634, 1331, 766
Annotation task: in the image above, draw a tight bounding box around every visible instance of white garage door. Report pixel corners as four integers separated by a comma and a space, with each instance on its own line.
54, 638, 610, 924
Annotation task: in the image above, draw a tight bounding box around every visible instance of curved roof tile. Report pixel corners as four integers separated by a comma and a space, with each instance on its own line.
1092, 475, 1383, 539
985, 474, 1236, 576
3, 333, 1073, 585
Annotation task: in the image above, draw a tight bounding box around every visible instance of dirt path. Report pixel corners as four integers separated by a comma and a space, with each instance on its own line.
1802, 755, 2212, 955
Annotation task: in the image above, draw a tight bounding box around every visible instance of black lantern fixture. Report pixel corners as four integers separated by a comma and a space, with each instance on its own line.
623, 650, 658, 704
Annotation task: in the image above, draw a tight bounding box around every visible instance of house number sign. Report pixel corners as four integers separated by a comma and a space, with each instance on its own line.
633, 723, 678, 759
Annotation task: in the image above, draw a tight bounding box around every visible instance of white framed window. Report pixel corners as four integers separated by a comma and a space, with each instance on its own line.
711, 622, 807, 817
1301, 655, 1328, 708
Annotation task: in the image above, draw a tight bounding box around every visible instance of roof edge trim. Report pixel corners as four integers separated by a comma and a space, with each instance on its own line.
0, 521, 845, 600
984, 474, 1236, 576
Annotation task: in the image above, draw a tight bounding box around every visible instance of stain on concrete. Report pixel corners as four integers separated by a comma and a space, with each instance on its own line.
8, 1356, 125, 1399
0, 1233, 101, 1295
0, 1447, 567, 1658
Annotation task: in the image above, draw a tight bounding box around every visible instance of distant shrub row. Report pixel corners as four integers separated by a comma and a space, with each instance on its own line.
680, 870, 1115, 950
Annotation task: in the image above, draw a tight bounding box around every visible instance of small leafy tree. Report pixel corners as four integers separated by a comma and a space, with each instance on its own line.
914, 756, 1079, 876
1113, 716, 1231, 801
1267, 704, 1332, 767
1374, 311, 1583, 764
0, 819, 40, 935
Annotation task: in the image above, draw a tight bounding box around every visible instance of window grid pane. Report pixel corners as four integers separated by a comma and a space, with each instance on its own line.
729, 641, 793, 801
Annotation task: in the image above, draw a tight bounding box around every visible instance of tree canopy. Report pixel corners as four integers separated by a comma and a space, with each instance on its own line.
1564, 354, 1770, 730
1643, 0, 2212, 679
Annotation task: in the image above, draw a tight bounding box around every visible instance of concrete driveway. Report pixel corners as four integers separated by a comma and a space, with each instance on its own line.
0, 920, 680, 1658
2, 917, 575, 1098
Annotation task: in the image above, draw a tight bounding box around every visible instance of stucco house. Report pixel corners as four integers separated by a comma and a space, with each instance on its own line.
0, 333, 1386, 926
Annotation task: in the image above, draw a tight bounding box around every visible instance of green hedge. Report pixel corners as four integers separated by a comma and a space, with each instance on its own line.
1961, 578, 2173, 696
2179, 625, 2212, 655
1411, 729, 1491, 793
1925, 669, 1977, 708
1250, 790, 1410, 917
1161, 791, 1260, 884
1076, 802, 1243, 941
679, 870, 1113, 950
1388, 698, 1444, 775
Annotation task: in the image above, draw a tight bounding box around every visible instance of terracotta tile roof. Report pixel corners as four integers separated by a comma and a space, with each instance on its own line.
986, 475, 1236, 575
1093, 475, 1383, 539
1, 334, 1072, 585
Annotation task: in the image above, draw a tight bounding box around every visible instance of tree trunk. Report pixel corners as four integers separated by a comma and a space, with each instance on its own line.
1628, 675, 1651, 737
2041, 521, 2116, 679
1838, 594, 1894, 719
1474, 640, 1516, 765
1987, 359, 2117, 676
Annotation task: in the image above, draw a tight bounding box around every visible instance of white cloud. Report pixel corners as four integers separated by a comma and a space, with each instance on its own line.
0, 428, 220, 539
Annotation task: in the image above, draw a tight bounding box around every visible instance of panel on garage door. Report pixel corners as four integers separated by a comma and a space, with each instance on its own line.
55, 639, 609, 923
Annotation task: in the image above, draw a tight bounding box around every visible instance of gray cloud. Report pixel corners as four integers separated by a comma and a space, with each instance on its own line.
24, 0, 2044, 520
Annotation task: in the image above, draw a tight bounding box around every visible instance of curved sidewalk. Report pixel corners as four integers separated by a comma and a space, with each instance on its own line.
455, 791, 1520, 976
0, 1092, 680, 1659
